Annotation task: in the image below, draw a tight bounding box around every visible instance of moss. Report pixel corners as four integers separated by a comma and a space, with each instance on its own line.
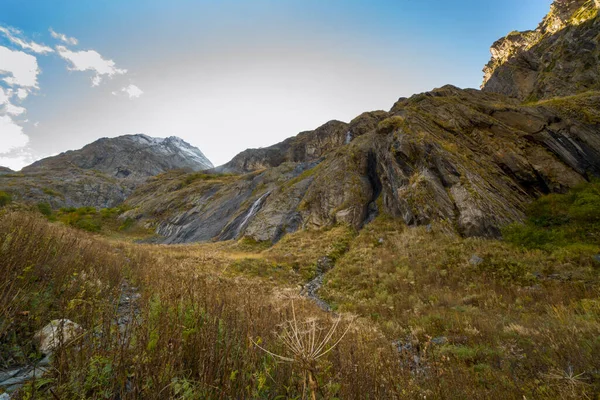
42, 187, 63, 198
535, 91, 600, 124
377, 116, 407, 134
284, 163, 321, 189
570, 0, 599, 25
179, 172, 234, 188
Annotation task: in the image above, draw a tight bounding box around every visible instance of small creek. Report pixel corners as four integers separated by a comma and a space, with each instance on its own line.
0, 281, 141, 397
301, 256, 335, 312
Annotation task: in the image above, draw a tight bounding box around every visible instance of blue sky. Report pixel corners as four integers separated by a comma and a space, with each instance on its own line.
0, 0, 552, 169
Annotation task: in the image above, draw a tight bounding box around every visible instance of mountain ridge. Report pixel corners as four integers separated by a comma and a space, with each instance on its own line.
0, 134, 213, 209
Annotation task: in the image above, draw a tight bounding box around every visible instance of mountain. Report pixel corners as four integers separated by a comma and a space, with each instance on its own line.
121, 0, 600, 244
5, 0, 599, 244
124, 85, 599, 243
0, 167, 13, 174
0, 134, 213, 208
482, 0, 599, 100
24, 134, 213, 179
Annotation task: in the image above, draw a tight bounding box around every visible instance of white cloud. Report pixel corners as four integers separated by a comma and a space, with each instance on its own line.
56, 45, 127, 87
0, 26, 53, 54
5, 103, 26, 115
49, 28, 78, 46
0, 151, 33, 171
16, 88, 28, 99
0, 115, 29, 153
91, 75, 102, 87
0, 87, 8, 105
113, 84, 143, 99
0, 46, 40, 88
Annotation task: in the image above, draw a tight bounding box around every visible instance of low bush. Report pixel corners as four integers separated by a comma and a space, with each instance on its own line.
0, 191, 11, 207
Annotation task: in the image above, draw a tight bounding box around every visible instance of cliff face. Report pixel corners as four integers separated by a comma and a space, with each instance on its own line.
482, 0, 599, 101
215, 120, 351, 174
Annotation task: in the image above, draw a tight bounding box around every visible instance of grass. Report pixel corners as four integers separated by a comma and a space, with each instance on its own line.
1, 182, 600, 398
0, 212, 402, 399
503, 180, 600, 250
34, 205, 154, 239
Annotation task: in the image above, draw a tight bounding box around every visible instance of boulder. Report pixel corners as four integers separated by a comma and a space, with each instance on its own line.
34, 319, 82, 355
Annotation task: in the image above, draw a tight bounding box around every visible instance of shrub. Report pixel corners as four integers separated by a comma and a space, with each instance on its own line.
377, 116, 406, 134
37, 202, 53, 217
118, 217, 135, 231
0, 191, 11, 207
74, 217, 102, 233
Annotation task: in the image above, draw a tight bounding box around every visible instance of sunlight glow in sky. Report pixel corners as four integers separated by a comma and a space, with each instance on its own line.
0, 0, 552, 170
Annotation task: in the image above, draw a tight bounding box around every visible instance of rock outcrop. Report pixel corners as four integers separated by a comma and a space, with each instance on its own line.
482, 0, 599, 100
214, 120, 349, 174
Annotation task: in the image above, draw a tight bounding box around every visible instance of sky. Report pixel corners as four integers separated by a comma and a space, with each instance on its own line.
0, 0, 553, 170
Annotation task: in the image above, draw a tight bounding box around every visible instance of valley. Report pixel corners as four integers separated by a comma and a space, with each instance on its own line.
1, 0, 600, 398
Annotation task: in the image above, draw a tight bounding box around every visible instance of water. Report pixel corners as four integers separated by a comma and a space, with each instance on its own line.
345, 131, 353, 144
236, 191, 270, 238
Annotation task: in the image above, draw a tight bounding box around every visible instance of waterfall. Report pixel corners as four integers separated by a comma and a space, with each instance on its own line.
345, 131, 353, 144
236, 191, 270, 237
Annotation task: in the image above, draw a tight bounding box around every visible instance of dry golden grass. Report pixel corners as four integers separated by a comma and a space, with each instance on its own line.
2, 206, 600, 399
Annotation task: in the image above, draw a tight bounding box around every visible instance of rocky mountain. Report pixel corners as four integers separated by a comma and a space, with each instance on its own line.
121, 0, 600, 244
213, 115, 393, 174
124, 86, 599, 243
0, 167, 13, 174
0, 135, 213, 208
24, 134, 213, 180
482, 0, 599, 100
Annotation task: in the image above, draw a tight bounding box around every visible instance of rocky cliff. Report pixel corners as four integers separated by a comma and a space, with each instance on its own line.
214, 120, 350, 174
124, 87, 599, 243
0, 135, 213, 208
482, 0, 599, 101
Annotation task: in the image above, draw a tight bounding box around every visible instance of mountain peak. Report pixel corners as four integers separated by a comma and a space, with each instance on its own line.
482, 0, 599, 100
24, 134, 213, 178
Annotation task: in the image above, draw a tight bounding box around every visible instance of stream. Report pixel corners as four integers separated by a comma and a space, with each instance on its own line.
0, 281, 141, 397
301, 256, 334, 312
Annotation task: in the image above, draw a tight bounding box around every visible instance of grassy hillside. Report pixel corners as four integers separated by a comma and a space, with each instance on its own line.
1, 181, 599, 398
